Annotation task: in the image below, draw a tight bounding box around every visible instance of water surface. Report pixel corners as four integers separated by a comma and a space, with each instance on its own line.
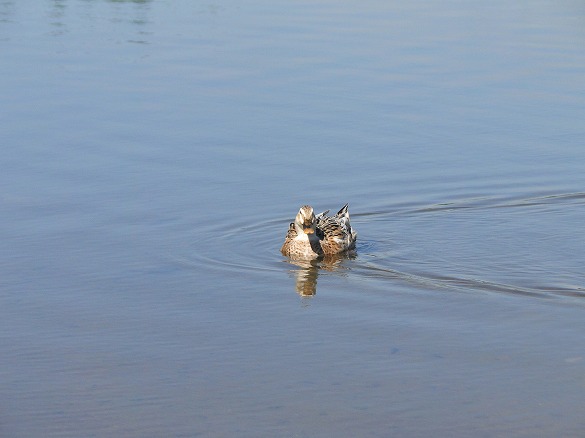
2, 1, 585, 436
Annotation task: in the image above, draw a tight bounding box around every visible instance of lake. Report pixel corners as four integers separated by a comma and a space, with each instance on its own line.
2, 0, 585, 436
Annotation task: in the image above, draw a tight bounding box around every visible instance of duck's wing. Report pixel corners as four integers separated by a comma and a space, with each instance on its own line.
336, 203, 349, 217
333, 203, 354, 238
316, 204, 356, 252
281, 222, 298, 254
285, 222, 297, 240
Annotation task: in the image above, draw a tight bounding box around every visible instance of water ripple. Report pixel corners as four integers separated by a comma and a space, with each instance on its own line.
176, 192, 585, 301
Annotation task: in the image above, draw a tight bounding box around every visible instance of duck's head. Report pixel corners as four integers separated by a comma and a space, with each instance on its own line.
295, 205, 316, 234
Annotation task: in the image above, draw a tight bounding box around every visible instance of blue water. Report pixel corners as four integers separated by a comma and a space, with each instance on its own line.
2, 1, 585, 436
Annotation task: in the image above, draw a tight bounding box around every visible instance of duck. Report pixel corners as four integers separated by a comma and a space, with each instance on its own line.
281, 203, 357, 259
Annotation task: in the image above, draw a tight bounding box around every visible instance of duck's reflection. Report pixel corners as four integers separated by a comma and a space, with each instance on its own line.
285, 252, 356, 297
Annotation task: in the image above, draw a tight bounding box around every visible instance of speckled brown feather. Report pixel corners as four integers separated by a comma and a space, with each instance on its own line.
316, 204, 357, 254
285, 222, 297, 240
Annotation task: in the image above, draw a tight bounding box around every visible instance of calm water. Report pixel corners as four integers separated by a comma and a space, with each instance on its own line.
2, 0, 585, 436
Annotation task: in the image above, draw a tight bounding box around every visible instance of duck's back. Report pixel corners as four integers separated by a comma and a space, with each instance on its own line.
316, 204, 357, 255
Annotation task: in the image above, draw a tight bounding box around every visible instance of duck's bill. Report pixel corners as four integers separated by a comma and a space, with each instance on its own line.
303, 227, 314, 234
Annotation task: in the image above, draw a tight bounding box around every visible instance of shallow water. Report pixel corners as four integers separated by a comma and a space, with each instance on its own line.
2, 0, 585, 436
